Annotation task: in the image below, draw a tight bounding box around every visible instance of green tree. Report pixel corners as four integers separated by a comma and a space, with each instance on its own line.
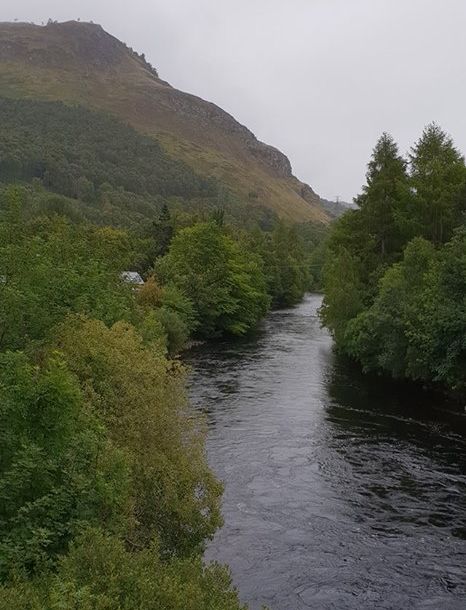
409, 123, 466, 244
0, 194, 134, 351
156, 223, 269, 337
321, 125, 466, 398
52, 316, 223, 556
136, 278, 196, 355
343, 228, 466, 393
356, 132, 409, 258
320, 248, 365, 346
344, 237, 436, 378
0, 529, 248, 610
151, 203, 174, 258
415, 227, 466, 390
0, 352, 130, 578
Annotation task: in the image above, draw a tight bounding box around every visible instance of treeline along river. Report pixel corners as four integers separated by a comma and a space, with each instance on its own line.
187, 294, 466, 610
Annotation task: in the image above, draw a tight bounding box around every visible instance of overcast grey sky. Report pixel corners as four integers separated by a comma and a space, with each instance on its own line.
2, 1, 466, 201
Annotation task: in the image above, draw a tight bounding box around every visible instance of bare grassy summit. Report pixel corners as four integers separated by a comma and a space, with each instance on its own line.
0, 20, 329, 222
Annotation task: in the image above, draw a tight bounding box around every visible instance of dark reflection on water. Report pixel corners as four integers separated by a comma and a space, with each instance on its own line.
187, 295, 466, 610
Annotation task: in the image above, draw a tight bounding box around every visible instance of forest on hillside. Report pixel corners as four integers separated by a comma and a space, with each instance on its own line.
0, 97, 282, 231
321, 124, 466, 397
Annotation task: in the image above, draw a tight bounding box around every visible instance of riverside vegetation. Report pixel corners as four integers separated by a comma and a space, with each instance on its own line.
321, 124, 466, 397
0, 97, 325, 608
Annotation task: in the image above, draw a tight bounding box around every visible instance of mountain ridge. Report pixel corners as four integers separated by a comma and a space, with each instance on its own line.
0, 20, 329, 223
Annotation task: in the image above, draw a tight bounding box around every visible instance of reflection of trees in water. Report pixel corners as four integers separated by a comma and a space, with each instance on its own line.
324, 351, 458, 431
321, 354, 466, 538
324, 350, 466, 478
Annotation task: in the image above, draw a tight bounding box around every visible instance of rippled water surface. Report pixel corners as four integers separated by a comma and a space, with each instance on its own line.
187, 295, 466, 609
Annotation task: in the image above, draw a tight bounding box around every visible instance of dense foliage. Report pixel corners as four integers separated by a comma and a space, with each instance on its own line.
156, 223, 270, 337
0, 185, 243, 606
0, 94, 325, 604
0, 97, 215, 200
321, 125, 466, 395
0, 97, 281, 231
0, 529, 246, 610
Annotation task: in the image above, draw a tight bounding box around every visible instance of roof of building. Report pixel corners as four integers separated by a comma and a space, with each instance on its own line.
120, 271, 144, 285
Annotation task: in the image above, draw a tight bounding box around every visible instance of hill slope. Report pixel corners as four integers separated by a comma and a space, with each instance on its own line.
0, 20, 329, 223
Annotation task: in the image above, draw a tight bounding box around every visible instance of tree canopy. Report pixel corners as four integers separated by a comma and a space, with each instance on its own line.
0, 103, 325, 604
321, 124, 466, 396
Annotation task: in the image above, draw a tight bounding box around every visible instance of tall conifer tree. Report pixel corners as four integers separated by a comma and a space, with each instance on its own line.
356, 132, 408, 258
409, 123, 465, 244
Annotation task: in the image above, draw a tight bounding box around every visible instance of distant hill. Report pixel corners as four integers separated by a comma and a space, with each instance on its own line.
0, 20, 330, 224
319, 197, 355, 218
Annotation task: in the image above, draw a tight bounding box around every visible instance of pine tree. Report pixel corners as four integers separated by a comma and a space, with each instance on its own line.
152, 203, 174, 257
356, 132, 408, 258
409, 123, 465, 244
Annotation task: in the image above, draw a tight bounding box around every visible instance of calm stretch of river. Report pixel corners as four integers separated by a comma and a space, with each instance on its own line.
187, 294, 466, 610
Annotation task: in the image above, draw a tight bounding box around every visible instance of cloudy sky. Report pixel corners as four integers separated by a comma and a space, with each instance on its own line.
2, 1, 466, 201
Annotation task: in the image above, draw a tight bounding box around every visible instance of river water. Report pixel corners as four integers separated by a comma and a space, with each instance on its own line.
187, 294, 466, 610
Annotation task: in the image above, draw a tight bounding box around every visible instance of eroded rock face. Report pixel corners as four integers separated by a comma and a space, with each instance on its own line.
165, 88, 293, 177
299, 182, 319, 204
248, 142, 292, 178
56, 22, 127, 68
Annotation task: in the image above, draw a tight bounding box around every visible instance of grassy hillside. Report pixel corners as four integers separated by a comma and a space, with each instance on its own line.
0, 20, 329, 223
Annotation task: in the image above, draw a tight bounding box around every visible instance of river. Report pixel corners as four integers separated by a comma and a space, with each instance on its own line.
187, 294, 466, 610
